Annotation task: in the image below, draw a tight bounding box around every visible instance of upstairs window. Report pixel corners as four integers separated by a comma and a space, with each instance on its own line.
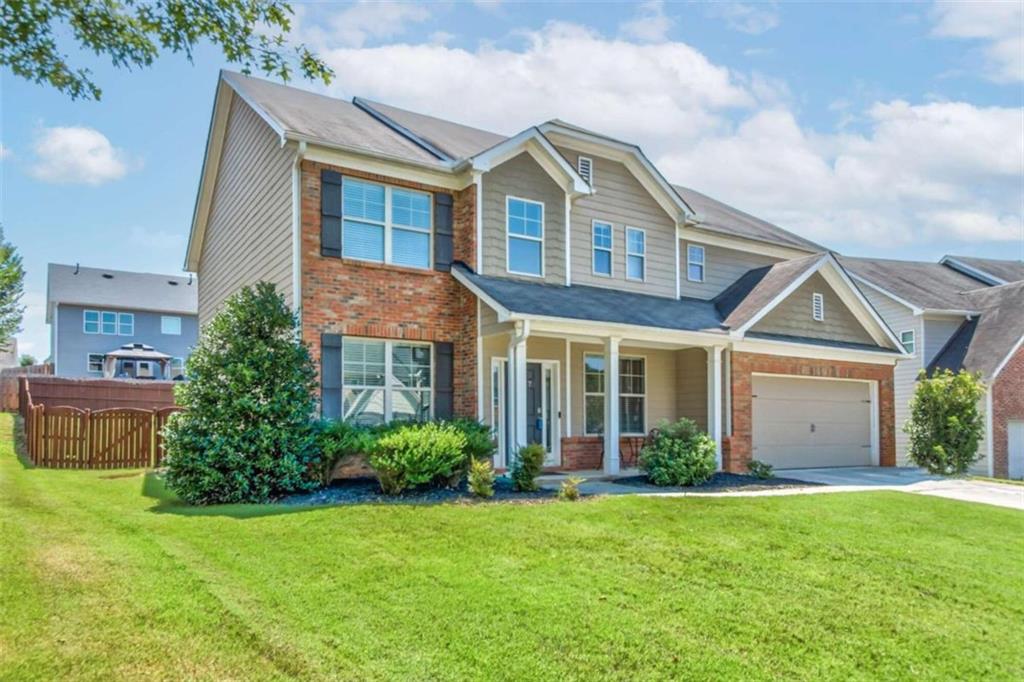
342, 177, 432, 269
625, 227, 646, 281
577, 156, 593, 185
687, 244, 705, 282
118, 313, 134, 336
161, 316, 182, 335
84, 309, 132, 335
506, 196, 544, 276
812, 292, 825, 322
592, 221, 612, 276
900, 330, 915, 354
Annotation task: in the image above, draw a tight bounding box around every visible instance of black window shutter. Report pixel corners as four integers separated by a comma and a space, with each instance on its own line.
321, 333, 343, 419
434, 341, 454, 419
321, 170, 343, 258
433, 192, 454, 272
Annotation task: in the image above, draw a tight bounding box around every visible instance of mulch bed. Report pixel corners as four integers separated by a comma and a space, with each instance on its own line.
611, 472, 824, 493
282, 476, 559, 507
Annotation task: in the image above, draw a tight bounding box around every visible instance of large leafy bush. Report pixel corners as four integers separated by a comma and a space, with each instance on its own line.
315, 420, 378, 485
639, 418, 716, 487
163, 282, 319, 505
369, 422, 468, 494
906, 369, 986, 475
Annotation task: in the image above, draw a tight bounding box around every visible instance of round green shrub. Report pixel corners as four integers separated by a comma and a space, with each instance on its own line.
906, 369, 986, 475
163, 282, 319, 505
511, 443, 545, 492
639, 418, 716, 487
369, 422, 468, 495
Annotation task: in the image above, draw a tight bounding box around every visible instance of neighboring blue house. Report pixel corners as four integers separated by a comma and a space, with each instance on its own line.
46, 264, 199, 379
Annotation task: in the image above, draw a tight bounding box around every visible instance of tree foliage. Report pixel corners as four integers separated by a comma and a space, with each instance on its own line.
163, 282, 319, 504
905, 369, 986, 475
2, 0, 333, 100
19, 354, 36, 367
0, 229, 25, 353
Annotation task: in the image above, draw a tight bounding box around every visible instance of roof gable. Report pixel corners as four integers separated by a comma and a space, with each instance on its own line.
929, 281, 1024, 381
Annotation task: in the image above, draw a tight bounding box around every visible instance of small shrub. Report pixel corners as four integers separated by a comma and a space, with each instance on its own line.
558, 476, 584, 501
447, 418, 496, 461
316, 420, 378, 485
511, 443, 545, 492
906, 369, 986, 475
746, 459, 775, 480
639, 418, 716, 487
468, 458, 496, 498
369, 422, 468, 495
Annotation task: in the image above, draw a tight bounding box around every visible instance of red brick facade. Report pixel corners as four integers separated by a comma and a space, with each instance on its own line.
991, 345, 1024, 478
299, 160, 478, 418
559, 436, 646, 471
726, 351, 896, 473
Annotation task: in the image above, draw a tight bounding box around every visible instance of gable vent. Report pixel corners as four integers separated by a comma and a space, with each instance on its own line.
578, 156, 593, 185
812, 292, 825, 322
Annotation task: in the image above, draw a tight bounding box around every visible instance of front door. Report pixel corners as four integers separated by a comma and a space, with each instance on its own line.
492, 359, 559, 468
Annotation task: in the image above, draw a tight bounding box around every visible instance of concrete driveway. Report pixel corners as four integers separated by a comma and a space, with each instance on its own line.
777, 467, 1024, 511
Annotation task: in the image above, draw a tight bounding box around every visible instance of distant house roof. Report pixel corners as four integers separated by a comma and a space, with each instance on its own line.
928, 281, 1024, 382
940, 255, 1024, 286
838, 255, 987, 312
46, 264, 198, 323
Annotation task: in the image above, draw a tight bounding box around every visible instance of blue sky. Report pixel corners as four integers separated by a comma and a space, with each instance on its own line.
2, 1, 1022, 360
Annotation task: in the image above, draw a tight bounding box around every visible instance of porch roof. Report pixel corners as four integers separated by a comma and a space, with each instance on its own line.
453, 264, 726, 334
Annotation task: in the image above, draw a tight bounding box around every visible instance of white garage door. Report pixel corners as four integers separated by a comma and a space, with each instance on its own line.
752, 375, 873, 469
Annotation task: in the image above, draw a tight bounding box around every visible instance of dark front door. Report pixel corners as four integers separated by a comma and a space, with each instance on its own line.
526, 362, 543, 446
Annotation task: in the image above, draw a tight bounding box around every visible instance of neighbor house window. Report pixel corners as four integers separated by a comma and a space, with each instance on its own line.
625, 227, 646, 281
343, 338, 432, 425
577, 156, 593, 185
102, 311, 117, 335
342, 177, 432, 269
169, 357, 185, 378
592, 221, 612, 276
87, 353, 104, 373
687, 244, 705, 282
900, 330, 915, 354
161, 316, 182, 335
812, 293, 825, 322
118, 313, 134, 336
506, 196, 544, 276
83, 310, 100, 334
584, 354, 646, 436
84, 309, 131, 335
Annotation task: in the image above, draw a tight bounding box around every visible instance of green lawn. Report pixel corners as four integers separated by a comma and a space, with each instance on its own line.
2, 414, 1022, 681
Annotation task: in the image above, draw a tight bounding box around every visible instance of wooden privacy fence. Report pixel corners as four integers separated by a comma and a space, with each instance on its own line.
20, 378, 181, 469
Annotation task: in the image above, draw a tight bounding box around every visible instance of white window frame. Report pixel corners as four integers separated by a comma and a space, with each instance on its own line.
341, 177, 433, 270
583, 353, 647, 436
900, 329, 916, 355
505, 195, 545, 278
161, 315, 182, 335
169, 356, 185, 378
118, 312, 134, 336
86, 353, 104, 374
83, 310, 101, 334
84, 309, 132, 335
687, 244, 706, 283
342, 338, 435, 423
625, 226, 646, 282
591, 220, 613, 277
812, 292, 825, 322
578, 155, 593, 185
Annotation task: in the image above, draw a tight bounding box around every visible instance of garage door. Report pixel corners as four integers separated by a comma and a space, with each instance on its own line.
752, 375, 873, 469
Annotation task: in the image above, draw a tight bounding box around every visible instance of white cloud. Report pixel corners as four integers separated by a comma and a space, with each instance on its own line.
0, 144, 11, 160
301, 1, 432, 49
29, 126, 135, 185
619, 1, 674, 43
932, 1, 1024, 82
710, 2, 780, 35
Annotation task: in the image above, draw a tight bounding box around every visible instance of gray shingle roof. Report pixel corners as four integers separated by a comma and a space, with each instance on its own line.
46, 263, 197, 323
943, 255, 1024, 284
715, 253, 825, 329
356, 98, 506, 160
928, 281, 1024, 381
838, 255, 986, 311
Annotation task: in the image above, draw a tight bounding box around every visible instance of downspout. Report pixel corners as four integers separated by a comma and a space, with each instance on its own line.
291, 141, 307, 329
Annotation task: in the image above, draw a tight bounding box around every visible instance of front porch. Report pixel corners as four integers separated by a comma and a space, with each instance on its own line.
481, 317, 727, 475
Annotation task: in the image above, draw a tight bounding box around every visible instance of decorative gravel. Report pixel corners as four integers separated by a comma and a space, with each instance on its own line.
611, 472, 824, 493
281, 476, 559, 507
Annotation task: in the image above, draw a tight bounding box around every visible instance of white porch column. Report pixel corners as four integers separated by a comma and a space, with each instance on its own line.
508, 321, 529, 460
707, 346, 724, 470
604, 336, 621, 475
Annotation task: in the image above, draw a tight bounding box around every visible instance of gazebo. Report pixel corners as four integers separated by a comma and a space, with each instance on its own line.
101, 343, 173, 379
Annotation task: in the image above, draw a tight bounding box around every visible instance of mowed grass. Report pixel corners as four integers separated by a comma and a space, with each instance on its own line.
2, 415, 1022, 681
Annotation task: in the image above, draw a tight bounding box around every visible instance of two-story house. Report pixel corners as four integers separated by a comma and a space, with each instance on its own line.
186, 71, 911, 476
841, 256, 1024, 479
46, 264, 199, 379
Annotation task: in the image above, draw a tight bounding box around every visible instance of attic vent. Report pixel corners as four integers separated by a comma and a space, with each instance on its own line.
101, 273, 114, 279
168, 280, 179, 286
812, 292, 825, 322
578, 156, 593, 185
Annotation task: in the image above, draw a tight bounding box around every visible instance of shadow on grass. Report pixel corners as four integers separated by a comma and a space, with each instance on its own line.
11, 415, 36, 470
141, 471, 325, 519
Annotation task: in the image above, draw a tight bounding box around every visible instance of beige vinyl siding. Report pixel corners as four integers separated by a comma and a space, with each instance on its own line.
861, 286, 922, 465
481, 152, 565, 285
198, 96, 293, 325
675, 348, 708, 430
751, 273, 876, 346
555, 146, 676, 298
679, 242, 780, 300
923, 316, 966, 366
